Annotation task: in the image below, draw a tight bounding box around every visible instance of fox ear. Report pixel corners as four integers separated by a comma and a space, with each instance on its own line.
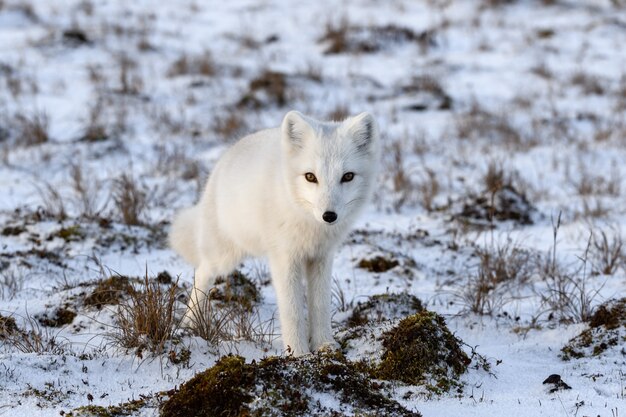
282, 111, 314, 150
343, 112, 378, 154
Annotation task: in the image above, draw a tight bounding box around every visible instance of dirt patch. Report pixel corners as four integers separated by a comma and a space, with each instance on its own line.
161, 351, 421, 417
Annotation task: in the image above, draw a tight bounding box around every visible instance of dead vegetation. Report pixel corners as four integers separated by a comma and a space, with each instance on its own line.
0, 312, 68, 354
112, 173, 148, 226
320, 19, 436, 54
401, 75, 453, 111
109, 271, 182, 355
454, 163, 537, 227
536, 213, 601, 323
167, 51, 216, 78
589, 227, 624, 275
454, 103, 532, 151
237, 70, 290, 109
14, 110, 51, 146
184, 272, 275, 348
455, 238, 536, 316
84, 275, 134, 309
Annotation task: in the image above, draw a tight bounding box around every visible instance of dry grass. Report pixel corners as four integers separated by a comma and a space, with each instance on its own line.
110, 272, 181, 355
455, 103, 532, 150
212, 111, 247, 142
237, 70, 290, 108
154, 145, 202, 181
112, 173, 148, 226
455, 238, 536, 315
319, 19, 434, 55
167, 51, 216, 77
79, 97, 110, 142
185, 288, 276, 349
116, 53, 143, 95
416, 168, 440, 212
0, 267, 25, 300
35, 180, 68, 221
589, 227, 624, 275
0, 311, 68, 354
570, 160, 620, 197
570, 71, 605, 96
15, 110, 51, 146
388, 141, 415, 211
537, 213, 602, 323
70, 162, 108, 218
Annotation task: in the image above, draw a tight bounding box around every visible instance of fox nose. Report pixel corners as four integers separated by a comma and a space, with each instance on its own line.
322, 211, 337, 223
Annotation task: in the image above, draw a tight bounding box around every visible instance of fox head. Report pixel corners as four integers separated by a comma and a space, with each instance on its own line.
281, 111, 379, 226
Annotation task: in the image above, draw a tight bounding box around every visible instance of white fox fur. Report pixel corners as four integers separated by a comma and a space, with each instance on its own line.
169, 111, 379, 355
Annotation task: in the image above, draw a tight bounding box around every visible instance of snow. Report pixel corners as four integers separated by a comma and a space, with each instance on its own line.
1, 0, 625, 415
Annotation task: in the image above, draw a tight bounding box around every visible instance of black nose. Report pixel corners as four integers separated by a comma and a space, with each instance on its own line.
322, 211, 337, 223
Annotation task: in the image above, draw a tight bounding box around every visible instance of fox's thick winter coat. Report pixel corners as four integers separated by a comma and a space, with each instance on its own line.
170, 111, 379, 355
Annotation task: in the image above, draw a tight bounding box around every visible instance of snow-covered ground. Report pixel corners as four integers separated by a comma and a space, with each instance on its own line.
1, 0, 625, 415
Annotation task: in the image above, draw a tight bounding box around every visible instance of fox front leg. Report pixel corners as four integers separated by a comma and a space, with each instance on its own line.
269, 253, 310, 356
306, 256, 338, 352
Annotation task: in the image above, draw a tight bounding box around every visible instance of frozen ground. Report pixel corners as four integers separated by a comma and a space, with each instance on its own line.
0, 0, 625, 415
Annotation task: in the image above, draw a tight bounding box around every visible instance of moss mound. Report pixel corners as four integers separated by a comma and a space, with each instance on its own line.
374, 311, 471, 392
84, 276, 134, 308
161, 351, 420, 417
161, 356, 254, 417
562, 298, 626, 360
340, 310, 477, 395
348, 292, 424, 327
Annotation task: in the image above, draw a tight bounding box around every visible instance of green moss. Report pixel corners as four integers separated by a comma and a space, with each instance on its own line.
357, 256, 399, 273
51, 225, 83, 242
38, 307, 77, 327
161, 351, 420, 417
66, 398, 147, 416
561, 298, 626, 360
84, 276, 133, 308
161, 355, 255, 417
373, 311, 470, 393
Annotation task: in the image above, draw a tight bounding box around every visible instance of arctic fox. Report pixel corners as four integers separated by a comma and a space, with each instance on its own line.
169, 111, 379, 355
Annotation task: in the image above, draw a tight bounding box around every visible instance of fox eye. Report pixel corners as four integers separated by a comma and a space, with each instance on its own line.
341, 172, 355, 183
304, 172, 318, 183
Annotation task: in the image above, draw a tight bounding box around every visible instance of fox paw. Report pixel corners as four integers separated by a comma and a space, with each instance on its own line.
311, 340, 340, 353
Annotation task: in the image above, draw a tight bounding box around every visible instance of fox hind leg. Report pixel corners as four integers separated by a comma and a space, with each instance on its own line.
182, 241, 243, 328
